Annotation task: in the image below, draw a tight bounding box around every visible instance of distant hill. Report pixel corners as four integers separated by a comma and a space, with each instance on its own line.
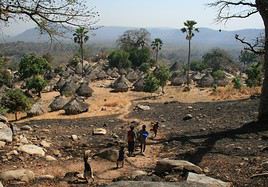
3, 26, 264, 49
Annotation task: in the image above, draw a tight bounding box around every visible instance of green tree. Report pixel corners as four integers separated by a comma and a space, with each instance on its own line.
19, 54, 51, 79
151, 38, 163, 63
245, 63, 263, 87
0, 1, 99, 39
190, 60, 207, 71
26, 76, 48, 97
108, 50, 131, 69
144, 74, 160, 93
1, 89, 31, 121
154, 65, 170, 94
209, 0, 268, 122
73, 27, 89, 77
181, 20, 199, 86
239, 50, 257, 73
129, 48, 151, 68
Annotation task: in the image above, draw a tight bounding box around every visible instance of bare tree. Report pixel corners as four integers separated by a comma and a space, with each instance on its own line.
0, 0, 99, 39
209, 0, 268, 122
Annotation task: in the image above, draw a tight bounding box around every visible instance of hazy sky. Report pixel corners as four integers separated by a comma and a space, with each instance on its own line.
1, 0, 264, 36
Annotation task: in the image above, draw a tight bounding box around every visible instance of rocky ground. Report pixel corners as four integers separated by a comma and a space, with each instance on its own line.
0, 81, 266, 187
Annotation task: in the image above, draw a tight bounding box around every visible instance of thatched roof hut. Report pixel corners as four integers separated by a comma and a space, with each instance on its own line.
112, 75, 131, 92
27, 102, 46, 117
64, 98, 89, 115
133, 77, 145, 92
60, 81, 79, 96
198, 73, 214, 87
49, 95, 69, 111
76, 82, 94, 97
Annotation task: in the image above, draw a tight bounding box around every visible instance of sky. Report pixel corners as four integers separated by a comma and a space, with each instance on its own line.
1, 0, 264, 36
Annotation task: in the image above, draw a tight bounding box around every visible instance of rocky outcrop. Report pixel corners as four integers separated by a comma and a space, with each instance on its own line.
0, 122, 12, 143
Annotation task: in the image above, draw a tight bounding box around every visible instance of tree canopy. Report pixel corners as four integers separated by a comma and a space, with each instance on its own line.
0, 0, 99, 38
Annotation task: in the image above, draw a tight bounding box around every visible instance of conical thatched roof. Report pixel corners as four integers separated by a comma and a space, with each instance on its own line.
86, 71, 98, 81
96, 70, 108, 80
49, 95, 69, 111
76, 82, 94, 97
133, 77, 145, 92
191, 72, 205, 81
55, 78, 66, 91
60, 81, 79, 96
171, 73, 187, 86
198, 73, 214, 87
126, 70, 139, 82
27, 102, 46, 117
119, 68, 127, 75
112, 75, 131, 92
75, 62, 83, 74
64, 98, 89, 115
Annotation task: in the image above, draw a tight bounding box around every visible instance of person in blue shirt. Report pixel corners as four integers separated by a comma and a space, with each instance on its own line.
139, 125, 149, 154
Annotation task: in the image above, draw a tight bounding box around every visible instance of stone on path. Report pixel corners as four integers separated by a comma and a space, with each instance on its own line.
36, 175, 55, 180
18, 144, 45, 157
136, 105, 151, 111
93, 128, 107, 135
155, 159, 203, 174
20, 125, 32, 131
187, 172, 232, 187
40, 140, 51, 148
0, 115, 8, 123
0, 122, 12, 143
45, 155, 57, 161
131, 170, 148, 178
0, 169, 35, 183
71, 135, 78, 141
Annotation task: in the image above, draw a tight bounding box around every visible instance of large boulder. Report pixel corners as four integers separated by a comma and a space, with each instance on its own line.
49, 95, 69, 112
0, 122, 12, 143
112, 75, 131, 92
76, 82, 94, 97
63, 98, 89, 115
54, 78, 66, 91
0, 169, 35, 183
171, 74, 187, 86
94, 148, 118, 162
27, 102, 46, 117
126, 70, 139, 82
96, 70, 108, 80
18, 144, 45, 156
187, 172, 232, 187
155, 159, 202, 174
198, 73, 214, 87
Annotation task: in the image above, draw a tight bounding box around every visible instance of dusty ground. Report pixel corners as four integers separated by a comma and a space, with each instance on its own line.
1, 80, 265, 187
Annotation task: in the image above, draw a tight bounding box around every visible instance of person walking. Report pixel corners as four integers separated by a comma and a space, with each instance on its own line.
127, 125, 136, 156
139, 125, 149, 155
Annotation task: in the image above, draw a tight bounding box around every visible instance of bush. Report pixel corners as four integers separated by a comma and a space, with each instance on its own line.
0, 69, 13, 87
19, 54, 51, 79
108, 50, 131, 69
190, 60, 207, 71
26, 76, 47, 97
129, 48, 151, 68
232, 77, 242, 90
154, 65, 170, 93
68, 55, 80, 67
212, 70, 225, 80
245, 63, 262, 87
1, 89, 32, 120
144, 74, 160, 93
139, 63, 151, 73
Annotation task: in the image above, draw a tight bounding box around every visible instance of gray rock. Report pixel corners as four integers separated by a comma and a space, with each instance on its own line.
18, 144, 45, 157
94, 148, 118, 162
71, 135, 78, 141
20, 125, 32, 131
0, 115, 8, 123
45, 155, 57, 161
155, 159, 202, 174
131, 170, 148, 178
187, 172, 232, 187
0, 169, 35, 183
136, 105, 151, 111
0, 141, 6, 148
40, 140, 51, 148
93, 128, 107, 135
0, 122, 12, 142
183, 114, 193, 121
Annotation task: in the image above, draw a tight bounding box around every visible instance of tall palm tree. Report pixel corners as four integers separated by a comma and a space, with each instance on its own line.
73, 27, 89, 77
151, 38, 163, 63
181, 20, 199, 86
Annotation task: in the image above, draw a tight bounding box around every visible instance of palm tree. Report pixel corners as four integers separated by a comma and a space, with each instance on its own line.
73, 27, 89, 77
151, 38, 163, 63
181, 20, 199, 86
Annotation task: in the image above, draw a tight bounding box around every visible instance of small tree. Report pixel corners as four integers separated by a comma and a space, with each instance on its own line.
181, 20, 199, 86
154, 65, 170, 94
233, 77, 242, 90
239, 50, 257, 73
73, 27, 89, 77
26, 76, 47, 97
108, 50, 131, 69
144, 74, 160, 93
1, 89, 31, 121
245, 63, 262, 87
151, 38, 163, 63
128, 48, 151, 68
19, 54, 51, 79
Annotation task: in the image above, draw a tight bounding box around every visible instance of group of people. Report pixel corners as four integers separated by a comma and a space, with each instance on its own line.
83, 121, 160, 183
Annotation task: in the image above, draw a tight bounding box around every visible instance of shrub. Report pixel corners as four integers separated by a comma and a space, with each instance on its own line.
245, 63, 262, 87
26, 76, 47, 97
128, 48, 151, 68
144, 74, 160, 93
68, 55, 80, 67
190, 60, 207, 71
232, 77, 242, 90
212, 70, 225, 80
1, 89, 32, 120
108, 50, 131, 69
154, 65, 170, 93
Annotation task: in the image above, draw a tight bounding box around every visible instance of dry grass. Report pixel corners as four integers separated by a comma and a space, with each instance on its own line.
103, 102, 119, 107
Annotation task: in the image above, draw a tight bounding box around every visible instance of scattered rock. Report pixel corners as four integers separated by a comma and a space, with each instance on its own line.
183, 114, 193, 121
0, 122, 12, 142
71, 135, 78, 141
105, 181, 195, 187
18, 144, 45, 157
37, 175, 55, 180
0, 169, 35, 183
136, 105, 151, 111
0, 141, 6, 148
0, 115, 8, 123
45, 155, 57, 161
155, 159, 202, 174
7, 150, 19, 156
94, 148, 118, 162
187, 172, 232, 187
93, 128, 107, 135
20, 125, 32, 131
40, 140, 51, 148
53, 150, 61, 157
131, 170, 148, 178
